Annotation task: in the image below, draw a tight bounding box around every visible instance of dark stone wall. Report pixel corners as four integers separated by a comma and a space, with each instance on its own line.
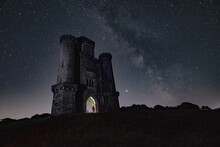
51, 83, 78, 115
51, 35, 120, 116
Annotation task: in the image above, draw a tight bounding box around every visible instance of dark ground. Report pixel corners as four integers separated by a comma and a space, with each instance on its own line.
0, 109, 220, 147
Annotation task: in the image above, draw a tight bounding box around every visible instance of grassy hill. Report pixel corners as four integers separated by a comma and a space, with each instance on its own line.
1, 109, 220, 147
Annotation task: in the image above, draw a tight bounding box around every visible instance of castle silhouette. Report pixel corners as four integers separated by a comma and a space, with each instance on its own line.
51, 35, 120, 115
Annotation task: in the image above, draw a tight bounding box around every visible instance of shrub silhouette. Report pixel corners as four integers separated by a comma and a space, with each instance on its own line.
31, 113, 51, 119
201, 106, 211, 110
154, 105, 165, 110
1, 118, 16, 124
120, 104, 150, 111
177, 102, 200, 110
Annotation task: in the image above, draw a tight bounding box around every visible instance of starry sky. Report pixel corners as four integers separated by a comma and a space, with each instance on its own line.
0, 0, 219, 119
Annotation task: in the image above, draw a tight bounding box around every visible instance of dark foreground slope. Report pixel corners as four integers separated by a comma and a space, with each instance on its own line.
1, 110, 220, 147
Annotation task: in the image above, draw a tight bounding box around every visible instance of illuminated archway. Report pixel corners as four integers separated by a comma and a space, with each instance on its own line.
86, 96, 98, 113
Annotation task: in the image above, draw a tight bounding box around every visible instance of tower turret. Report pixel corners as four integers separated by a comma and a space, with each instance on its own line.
51, 35, 78, 116
99, 53, 116, 92
57, 34, 76, 84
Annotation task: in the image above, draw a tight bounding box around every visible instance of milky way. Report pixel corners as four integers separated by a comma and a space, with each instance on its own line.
0, 0, 219, 119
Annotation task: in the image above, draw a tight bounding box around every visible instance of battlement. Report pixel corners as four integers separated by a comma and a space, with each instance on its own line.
99, 52, 112, 60
77, 36, 95, 46
60, 34, 75, 43
77, 36, 95, 57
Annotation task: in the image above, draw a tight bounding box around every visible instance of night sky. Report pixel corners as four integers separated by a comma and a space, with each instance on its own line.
0, 0, 219, 119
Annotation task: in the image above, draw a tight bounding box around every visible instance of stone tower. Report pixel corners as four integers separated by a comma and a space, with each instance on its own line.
51, 35, 120, 115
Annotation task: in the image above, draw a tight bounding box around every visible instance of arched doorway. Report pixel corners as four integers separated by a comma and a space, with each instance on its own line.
86, 96, 98, 113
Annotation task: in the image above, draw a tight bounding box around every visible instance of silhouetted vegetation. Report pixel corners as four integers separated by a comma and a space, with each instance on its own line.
201, 106, 211, 110
121, 102, 203, 111
31, 113, 51, 119
177, 102, 200, 110
120, 104, 150, 111
154, 105, 166, 110
1, 118, 16, 124
1, 103, 219, 146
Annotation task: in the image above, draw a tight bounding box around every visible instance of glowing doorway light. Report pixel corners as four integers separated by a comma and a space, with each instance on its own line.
86, 96, 97, 113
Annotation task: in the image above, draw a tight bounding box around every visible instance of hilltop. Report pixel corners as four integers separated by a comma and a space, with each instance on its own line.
0, 104, 220, 146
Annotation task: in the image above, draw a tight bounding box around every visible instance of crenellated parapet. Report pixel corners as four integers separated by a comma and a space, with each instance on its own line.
51, 83, 78, 93
77, 36, 95, 46
99, 52, 112, 60
77, 36, 95, 57
60, 34, 75, 44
